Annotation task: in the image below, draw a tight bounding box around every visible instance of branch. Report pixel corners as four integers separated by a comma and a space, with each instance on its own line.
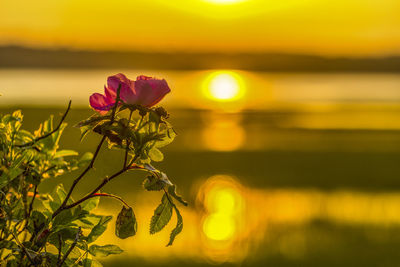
15, 185, 39, 236
52, 135, 106, 219
17, 100, 71, 148
60, 169, 126, 211
88, 193, 130, 207
57, 227, 81, 267
28, 185, 38, 217
52, 85, 122, 219
60, 153, 139, 212
11, 231, 35, 266
123, 110, 134, 168
56, 234, 62, 265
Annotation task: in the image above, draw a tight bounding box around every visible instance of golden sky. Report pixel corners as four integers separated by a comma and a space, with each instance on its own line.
0, 0, 399, 56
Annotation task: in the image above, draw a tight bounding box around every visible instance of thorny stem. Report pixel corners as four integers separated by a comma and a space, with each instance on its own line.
16, 100, 72, 148
52, 85, 122, 219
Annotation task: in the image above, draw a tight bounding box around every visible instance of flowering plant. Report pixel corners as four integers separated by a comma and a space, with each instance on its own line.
0, 74, 186, 266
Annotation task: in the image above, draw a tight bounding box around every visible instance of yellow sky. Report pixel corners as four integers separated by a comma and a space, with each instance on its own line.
0, 0, 399, 56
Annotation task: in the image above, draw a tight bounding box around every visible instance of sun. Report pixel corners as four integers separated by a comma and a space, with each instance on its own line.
203, 71, 245, 102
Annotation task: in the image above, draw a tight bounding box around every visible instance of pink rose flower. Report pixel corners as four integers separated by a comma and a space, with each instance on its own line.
90, 73, 171, 114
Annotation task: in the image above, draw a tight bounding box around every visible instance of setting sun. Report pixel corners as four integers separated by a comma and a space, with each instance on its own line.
203, 71, 245, 102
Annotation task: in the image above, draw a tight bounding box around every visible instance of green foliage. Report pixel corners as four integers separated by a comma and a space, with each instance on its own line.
167, 205, 183, 247
86, 215, 113, 243
115, 206, 137, 239
150, 194, 173, 234
88, 244, 123, 257
0, 99, 186, 266
168, 185, 189, 206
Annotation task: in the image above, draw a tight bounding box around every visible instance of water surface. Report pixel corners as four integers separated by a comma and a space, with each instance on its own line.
1, 69, 400, 266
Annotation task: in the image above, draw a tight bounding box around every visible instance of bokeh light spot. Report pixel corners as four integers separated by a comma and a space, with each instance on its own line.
207, 188, 239, 214
203, 214, 236, 241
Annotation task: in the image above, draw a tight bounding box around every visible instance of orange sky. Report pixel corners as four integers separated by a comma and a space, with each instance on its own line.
0, 0, 399, 56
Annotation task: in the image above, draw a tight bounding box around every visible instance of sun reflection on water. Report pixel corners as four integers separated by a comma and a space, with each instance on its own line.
202, 185, 242, 241
201, 113, 245, 151
196, 175, 248, 262
96, 177, 400, 265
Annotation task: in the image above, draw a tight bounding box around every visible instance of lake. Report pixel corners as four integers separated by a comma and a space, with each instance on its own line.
1, 69, 400, 266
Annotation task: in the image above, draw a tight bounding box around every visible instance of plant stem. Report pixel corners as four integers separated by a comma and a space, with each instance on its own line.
60, 154, 139, 212
56, 234, 62, 265
57, 227, 81, 267
52, 135, 106, 219
28, 185, 38, 217
16, 100, 71, 148
52, 85, 122, 219
123, 110, 133, 168
11, 231, 35, 266
60, 169, 126, 211
87, 193, 130, 207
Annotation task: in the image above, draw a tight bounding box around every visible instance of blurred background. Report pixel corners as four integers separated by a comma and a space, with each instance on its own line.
1, 0, 400, 266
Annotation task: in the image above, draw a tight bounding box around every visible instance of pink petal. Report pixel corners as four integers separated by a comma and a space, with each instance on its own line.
89, 93, 115, 114
136, 75, 153, 81
104, 85, 116, 100
134, 78, 171, 107
107, 73, 137, 103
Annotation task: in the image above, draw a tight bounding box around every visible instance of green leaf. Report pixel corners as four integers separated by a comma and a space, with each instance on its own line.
27, 210, 47, 234
88, 244, 123, 257
142, 175, 164, 191
0, 149, 34, 187
52, 209, 74, 227
77, 213, 99, 229
150, 194, 173, 234
148, 147, 164, 162
82, 258, 103, 267
79, 124, 94, 141
35, 116, 67, 154
55, 184, 68, 201
17, 129, 34, 143
79, 152, 93, 166
167, 206, 183, 246
75, 115, 111, 128
87, 215, 112, 243
47, 184, 69, 212
0, 168, 23, 188
78, 116, 110, 141
115, 206, 137, 239
155, 125, 176, 148
5, 259, 19, 267
168, 185, 188, 206
0, 240, 18, 250
81, 196, 99, 212
54, 149, 79, 158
